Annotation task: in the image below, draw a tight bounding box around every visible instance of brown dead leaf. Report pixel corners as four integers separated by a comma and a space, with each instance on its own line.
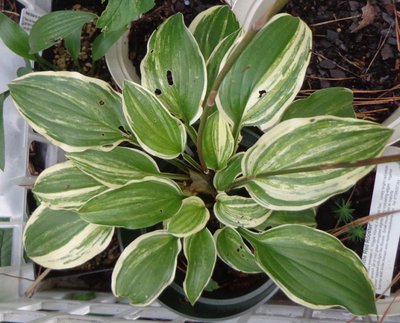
351, 1, 376, 33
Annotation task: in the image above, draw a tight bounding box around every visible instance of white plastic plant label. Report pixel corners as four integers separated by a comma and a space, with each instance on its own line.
19, 8, 43, 33
362, 146, 400, 296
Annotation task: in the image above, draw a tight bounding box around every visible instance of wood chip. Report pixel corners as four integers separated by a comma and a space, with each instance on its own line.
351, 1, 377, 33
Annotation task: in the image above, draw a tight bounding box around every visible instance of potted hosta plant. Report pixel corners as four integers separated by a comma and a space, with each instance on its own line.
6, 2, 398, 321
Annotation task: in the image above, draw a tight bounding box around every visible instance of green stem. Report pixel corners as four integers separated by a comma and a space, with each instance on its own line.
196, 10, 275, 172
185, 124, 198, 143
164, 158, 190, 174
34, 55, 60, 71
230, 154, 400, 190
160, 172, 190, 181
183, 153, 203, 173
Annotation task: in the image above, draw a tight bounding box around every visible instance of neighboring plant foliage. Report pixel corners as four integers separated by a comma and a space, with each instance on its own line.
0, 0, 155, 170
6, 4, 393, 316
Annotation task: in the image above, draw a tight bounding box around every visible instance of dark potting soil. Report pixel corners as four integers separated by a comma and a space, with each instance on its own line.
128, 0, 224, 77
38, 0, 117, 87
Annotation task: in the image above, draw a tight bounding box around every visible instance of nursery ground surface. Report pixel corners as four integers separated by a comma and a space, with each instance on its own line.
3, 0, 400, 303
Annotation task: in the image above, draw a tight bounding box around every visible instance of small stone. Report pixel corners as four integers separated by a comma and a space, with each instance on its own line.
381, 44, 394, 60
330, 69, 346, 78
349, 1, 360, 11
319, 59, 336, 69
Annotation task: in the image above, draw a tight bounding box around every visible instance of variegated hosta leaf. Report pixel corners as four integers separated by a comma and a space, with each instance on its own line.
202, 111, 234, 170
216, 14, 312, 131
242, 116, 393, 210
214, 193, 271, 228
123, 81, 186, 159
141, 14, 206, 125
257, 209, 316, 231
9, 72, 131, 152
167, 196, 209, 237
79, 177, 183, 229
281, 87, 355, 121
29, 11, 96, 53
214, 227, 262, 273
239, 225, 376, 315
183, 228, 216, 305
189, 5, 239, 60
67, 147, 160, 188
213, 152, 243, 191
24, 205, 114, 270
112, 231, 181, 306
206, 29, 240, 97
33, 161, 107, 210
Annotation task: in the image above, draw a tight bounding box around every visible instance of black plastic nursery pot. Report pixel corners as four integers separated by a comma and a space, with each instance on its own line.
118, 228, 278, 321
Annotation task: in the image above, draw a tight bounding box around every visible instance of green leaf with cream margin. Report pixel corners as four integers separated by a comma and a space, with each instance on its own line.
189, 5, 239, 60
167, 196, 209, 237
213, 152, 243, 191
202, 111, 234, 170
67, 147, 160, 188
214, 193, 271, 228
242, 116, 392, 210
24, 205, 114, 270
33, 161, 107, 210
9, 72, 131, 152
141, 14, 206, 125
281, 87, 355, 121
29, 11, 96, 53
216, 14, 311, 133
183, 228, 216, 305
123, 81, 186, 159
79, 177, 183, 229
112, 231, 181, 306
239, 225, 376, 315
215, 227, 262, 274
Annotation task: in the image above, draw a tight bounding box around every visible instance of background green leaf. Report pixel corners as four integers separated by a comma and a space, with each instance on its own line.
0, 228, 12, 267
112, 231, 180, 306
96, 0, 155, 32
29, 11, 96, 53
0, 92, 8, 171
239, 225, 376, 315
63, 27, 82, 60
92, 26, 128, 61
0, 12, 34, 59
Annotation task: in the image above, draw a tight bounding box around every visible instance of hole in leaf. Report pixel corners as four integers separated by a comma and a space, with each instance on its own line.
258, 90, 267, 98
103, 144, 113, 149
98, 100, 105, 106
155, 88, 162, 95
101, 133, 105, 136
167, 70, 174, 85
